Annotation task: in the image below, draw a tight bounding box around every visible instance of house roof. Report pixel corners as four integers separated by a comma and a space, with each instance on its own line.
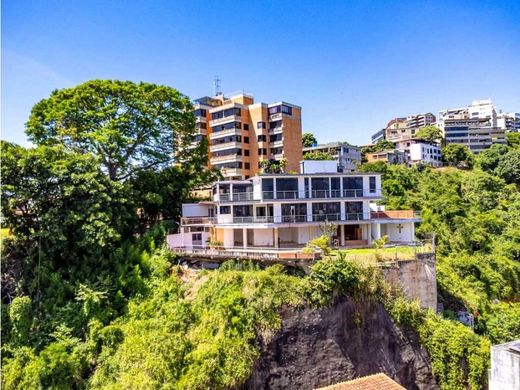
315, 373, 405, 390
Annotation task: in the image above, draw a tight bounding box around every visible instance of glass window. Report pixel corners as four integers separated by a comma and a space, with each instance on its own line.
258, 134, 267, 142
369, 177, 376, 193
244, 150, 250, 156
281, 203, 307, 222
257, 121, 266, 129
331, 177, 340, 197
345, 202, 363, 220
343, 177, 363, 197
312, 202, 340, 221
276, 178, 298, 199
311, 177, 330, 198
243, 124, 249, 131
244, 136, 249, 144
262, 178, 274, 199
219, 206, 231, 214
244, 162, 250, 169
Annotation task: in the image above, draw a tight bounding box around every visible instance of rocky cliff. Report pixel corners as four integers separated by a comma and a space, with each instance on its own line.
245, 297, 438, 390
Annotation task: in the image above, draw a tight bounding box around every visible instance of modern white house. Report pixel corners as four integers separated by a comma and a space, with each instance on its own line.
168, 163, 421, 252
396, 139, 442, 167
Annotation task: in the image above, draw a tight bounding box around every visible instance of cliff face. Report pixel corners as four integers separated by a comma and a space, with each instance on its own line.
245, 297, 438, 390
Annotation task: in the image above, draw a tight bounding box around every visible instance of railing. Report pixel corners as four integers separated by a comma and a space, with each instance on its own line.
229, 213, 370, 224
209, 114, 241, 126
260, 189, 381, 200
219, 192, 255, 202
181, 217, 216, 225
371, 210, 421, 219
268, 126, 284, 134
210, 154, 242, 163
209, 128, 241, 139
168, 246, 320, 262
209, 141, 242, 152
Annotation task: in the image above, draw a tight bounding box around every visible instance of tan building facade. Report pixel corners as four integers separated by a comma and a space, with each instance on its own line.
193, 93, 302, 180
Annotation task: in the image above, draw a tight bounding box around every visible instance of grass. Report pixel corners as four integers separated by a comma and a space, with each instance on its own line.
330, 243, 432, 264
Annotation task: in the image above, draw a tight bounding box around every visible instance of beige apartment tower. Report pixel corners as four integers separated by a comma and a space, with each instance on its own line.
193, 92, 302, 180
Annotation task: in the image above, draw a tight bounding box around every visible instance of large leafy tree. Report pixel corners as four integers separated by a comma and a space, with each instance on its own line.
475, 143, 509, 173
414, 125, 442, 144
302, 132, 317, 147
26, 80, 196, 181
442, 144, 474, 168
496, 150, 520, 186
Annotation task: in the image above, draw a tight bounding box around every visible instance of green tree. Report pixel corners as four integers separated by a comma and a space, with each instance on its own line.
302, 132, 317, 147
442, 144, 474, 168
303, 150, 334, 160
475, 143, 509, 173
506, 132, 520, 149
8, 297, 32, 345
26, 80, 196, 181
414, 125, 442, 143
496, 150, 520, 186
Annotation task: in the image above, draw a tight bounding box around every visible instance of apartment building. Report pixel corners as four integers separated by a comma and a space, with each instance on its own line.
396, 139, 442, 167
384, 113, 436, 142
192, 92, 302, 180
497, 111, 520, 131
371, 128, 386, 143
303, 142, 362, 172
438, 99, 506, 154
168, 168, 420, 250
365, 149, 406, 165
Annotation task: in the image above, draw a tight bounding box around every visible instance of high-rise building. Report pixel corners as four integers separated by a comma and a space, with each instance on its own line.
192, 92, 302, 180
385, 113, 436, 142
438, 99, 506, 154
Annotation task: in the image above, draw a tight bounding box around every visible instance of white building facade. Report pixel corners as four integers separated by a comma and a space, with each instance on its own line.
396, 139, 442, 167
168, 172, 420, 250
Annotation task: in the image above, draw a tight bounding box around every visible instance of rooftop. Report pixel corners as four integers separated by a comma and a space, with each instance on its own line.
316, 373, 405, 390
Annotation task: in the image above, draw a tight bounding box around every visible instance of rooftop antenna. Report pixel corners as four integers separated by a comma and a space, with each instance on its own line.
213, 75, 222, 96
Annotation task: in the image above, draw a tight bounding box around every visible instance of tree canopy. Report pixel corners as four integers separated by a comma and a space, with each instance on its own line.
26, 80, 196, 180
302, 132, 318, 147
303, 150, 334, 160
414, 125, 442, 144
442, 144, 474, 168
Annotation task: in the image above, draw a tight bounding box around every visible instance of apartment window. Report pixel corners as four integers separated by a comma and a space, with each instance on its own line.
369, 176, 376, 193
331, 177, 341, 197
262, 178, 274, 199
276, 178, 298, 199
244, 136, 249, 144
219, 206, 231, 214
281, 105, 293, 115
193, 108, 207, 117
196, 122, 207, 129
244, 150, 250, 156
243, 124, 249, 131
244, 163, 250, 169
346, 202, 363, 220
269, 120, 282, 129
192, 233, 202, 242
258, 134, 267, 142
312, 202, 340, 221
258, 148, 267, 155
281, 203, 307, 222
343, 177, 363, 197
270, 134, 283, 142
194, 134, 206, 142
257, 121, 266, 129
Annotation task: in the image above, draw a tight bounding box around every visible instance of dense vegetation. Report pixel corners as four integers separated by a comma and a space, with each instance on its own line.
1, 80, 518, 389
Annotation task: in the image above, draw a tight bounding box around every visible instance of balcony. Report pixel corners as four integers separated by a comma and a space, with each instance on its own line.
269, 113, 283, 121
268, 125, 284, 134
209, 128, 241, 139
227, 213, 370, 224
181, 217, 216, 226
218, 192, 255, 202
259, 189, 382, 200
211, 154, 242, 163
270, 139, 284, 148
220, 168, 243, 178
210, 141, 242, 153
209, 115, 241, 127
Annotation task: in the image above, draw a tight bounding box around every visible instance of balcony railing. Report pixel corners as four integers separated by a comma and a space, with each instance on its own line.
181, 217, 216, 225
210, 154, 242, 163
230, 213, 370, 224
260, 189, 381, 200
219, 192, 255, 202
268, 126, 284, 134
209, 128, 241, 139
209, 141, 242, 153
209, 114, 241, 126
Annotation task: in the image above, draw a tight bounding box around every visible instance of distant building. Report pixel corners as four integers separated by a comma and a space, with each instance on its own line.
303, 142, 361, 172
395, 139, 442, 167
497, 111, 520, 132
192, 92, 303, 180
489, 340, 520, 390
371, 128, 386, 143
438, 99, 507, 154
365, 149, 405, 165
385, 113, 436, 142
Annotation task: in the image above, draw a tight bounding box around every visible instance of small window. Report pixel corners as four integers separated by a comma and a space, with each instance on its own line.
220, 206, 231, 214
244, 136, 249, 144
192, 233, 202, 242
244, 150, 250, 156
243, 124, 249, 131
369, 176, 376, 193
245, 163, 250, 169
257, 121, 266, 129
257, 134, 267, 142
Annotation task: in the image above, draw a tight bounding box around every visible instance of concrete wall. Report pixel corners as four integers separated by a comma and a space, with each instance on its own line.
254, 229, 274, 246
385, 222, 414, 243
489, 342, 520, 390
300, 160, 338, 174
297, 226, 322, 244
381, 253, 437, 310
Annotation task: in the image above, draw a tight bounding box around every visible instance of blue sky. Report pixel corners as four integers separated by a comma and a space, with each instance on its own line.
2, 0, 520, 146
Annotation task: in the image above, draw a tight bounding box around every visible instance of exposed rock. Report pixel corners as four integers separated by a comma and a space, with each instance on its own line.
244, 297, 438, 390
